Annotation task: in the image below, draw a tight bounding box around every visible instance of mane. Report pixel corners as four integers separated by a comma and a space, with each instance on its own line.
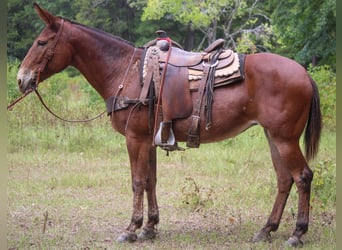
61, 17, 135, 47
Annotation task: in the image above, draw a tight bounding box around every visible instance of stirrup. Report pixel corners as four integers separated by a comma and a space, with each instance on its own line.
160, 142, 185, 153
154, 122, 175, 147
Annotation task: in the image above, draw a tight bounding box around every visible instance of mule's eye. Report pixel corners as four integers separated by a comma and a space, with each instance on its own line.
37, 40, 48, 46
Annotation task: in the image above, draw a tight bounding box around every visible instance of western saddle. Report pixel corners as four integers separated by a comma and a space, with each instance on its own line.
138, 31, 245, 151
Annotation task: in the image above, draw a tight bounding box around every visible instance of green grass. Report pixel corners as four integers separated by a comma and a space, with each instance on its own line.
7, 66, 335, 249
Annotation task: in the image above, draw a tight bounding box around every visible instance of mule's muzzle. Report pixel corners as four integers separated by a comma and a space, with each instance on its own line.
17, 78, 36, 94
17, 68, 37, 94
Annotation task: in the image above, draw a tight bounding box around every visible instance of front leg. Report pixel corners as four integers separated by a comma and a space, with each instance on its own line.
138, 141, 159, 240
117, 134, 159, 243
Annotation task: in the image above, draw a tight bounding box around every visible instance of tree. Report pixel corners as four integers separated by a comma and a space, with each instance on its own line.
8, 0, 335, 68
270, 0, 335, 67
138, 0, 273, 52
74, 0, 137, 42
7, 0, 183, 58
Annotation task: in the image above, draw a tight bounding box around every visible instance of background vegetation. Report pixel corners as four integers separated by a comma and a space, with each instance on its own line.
8, 0, 335, 68
7, 0, 335, 248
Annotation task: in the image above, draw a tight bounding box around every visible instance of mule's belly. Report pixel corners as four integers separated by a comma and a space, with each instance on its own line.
172, 83, 257, 143
173, 115, 257, 143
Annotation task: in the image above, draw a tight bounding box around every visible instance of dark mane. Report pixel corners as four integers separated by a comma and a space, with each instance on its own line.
60, 16, 135, 47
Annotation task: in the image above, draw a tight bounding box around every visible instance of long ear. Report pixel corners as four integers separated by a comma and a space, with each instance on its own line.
33, 3, 58, 26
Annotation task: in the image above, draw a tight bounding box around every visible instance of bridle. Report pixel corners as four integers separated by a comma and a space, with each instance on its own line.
38, 19, 65, 74
8, 18, 106, 122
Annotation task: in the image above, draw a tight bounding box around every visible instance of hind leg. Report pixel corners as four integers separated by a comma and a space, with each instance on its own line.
253, 130, 313, 247
287, 159, 313, 247
253, 130, 294, 242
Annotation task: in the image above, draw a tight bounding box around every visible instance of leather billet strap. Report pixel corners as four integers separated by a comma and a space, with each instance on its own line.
186, 49, 222, 148
105, 96, 139, 115
186, 65, 211, 148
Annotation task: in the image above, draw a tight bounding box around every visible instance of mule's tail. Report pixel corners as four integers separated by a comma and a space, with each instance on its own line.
304, 76, 322, 161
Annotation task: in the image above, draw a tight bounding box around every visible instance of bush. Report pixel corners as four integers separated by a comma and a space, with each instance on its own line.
308, 64, 336, 130
311, 157, 336, 208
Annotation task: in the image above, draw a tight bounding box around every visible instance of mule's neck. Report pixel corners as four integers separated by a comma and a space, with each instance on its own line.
67, 22, 140, 99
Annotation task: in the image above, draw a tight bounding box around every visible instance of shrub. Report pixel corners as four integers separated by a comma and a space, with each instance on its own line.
308, 64, 336, 130
311, 157, 336, 208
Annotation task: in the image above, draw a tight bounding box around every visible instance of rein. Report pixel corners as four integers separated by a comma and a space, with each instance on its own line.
34, 89, 106, 122
7, 18, 105, 122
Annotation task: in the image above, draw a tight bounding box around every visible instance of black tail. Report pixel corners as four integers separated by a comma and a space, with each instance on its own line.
304, 76, 322, 161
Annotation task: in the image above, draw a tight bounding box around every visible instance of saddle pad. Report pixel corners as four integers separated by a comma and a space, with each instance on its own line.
189, 53, 245, 91
188, 53, 240, 81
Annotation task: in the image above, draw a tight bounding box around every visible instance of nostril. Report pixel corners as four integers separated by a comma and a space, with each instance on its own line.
17, 79, 22, 86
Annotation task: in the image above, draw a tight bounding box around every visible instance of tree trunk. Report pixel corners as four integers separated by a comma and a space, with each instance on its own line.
184, 22, 195, 51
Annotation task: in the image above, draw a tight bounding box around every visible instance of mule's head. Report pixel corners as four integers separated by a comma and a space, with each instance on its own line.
17, 3, 72, 94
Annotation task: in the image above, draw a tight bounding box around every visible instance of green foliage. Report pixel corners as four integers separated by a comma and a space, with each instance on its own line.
139, 0, 274, 51
271, 0, 335, 67
8, 0, 336, 67
307, 65, 336, 208
74, 0, 134, 39
308, 64, 336, 129
142, 0, 228, 29
7, 60, 21, 103
311, 158, 336, 208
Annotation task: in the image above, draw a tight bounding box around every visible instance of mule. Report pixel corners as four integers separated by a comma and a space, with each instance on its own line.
16, 4, 322, 247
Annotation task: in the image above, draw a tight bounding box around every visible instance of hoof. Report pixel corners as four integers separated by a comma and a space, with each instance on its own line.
116, 231, 138, 243
285, 236, 303, 248
138, 228, 157, 241
252, 231, 271, 243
